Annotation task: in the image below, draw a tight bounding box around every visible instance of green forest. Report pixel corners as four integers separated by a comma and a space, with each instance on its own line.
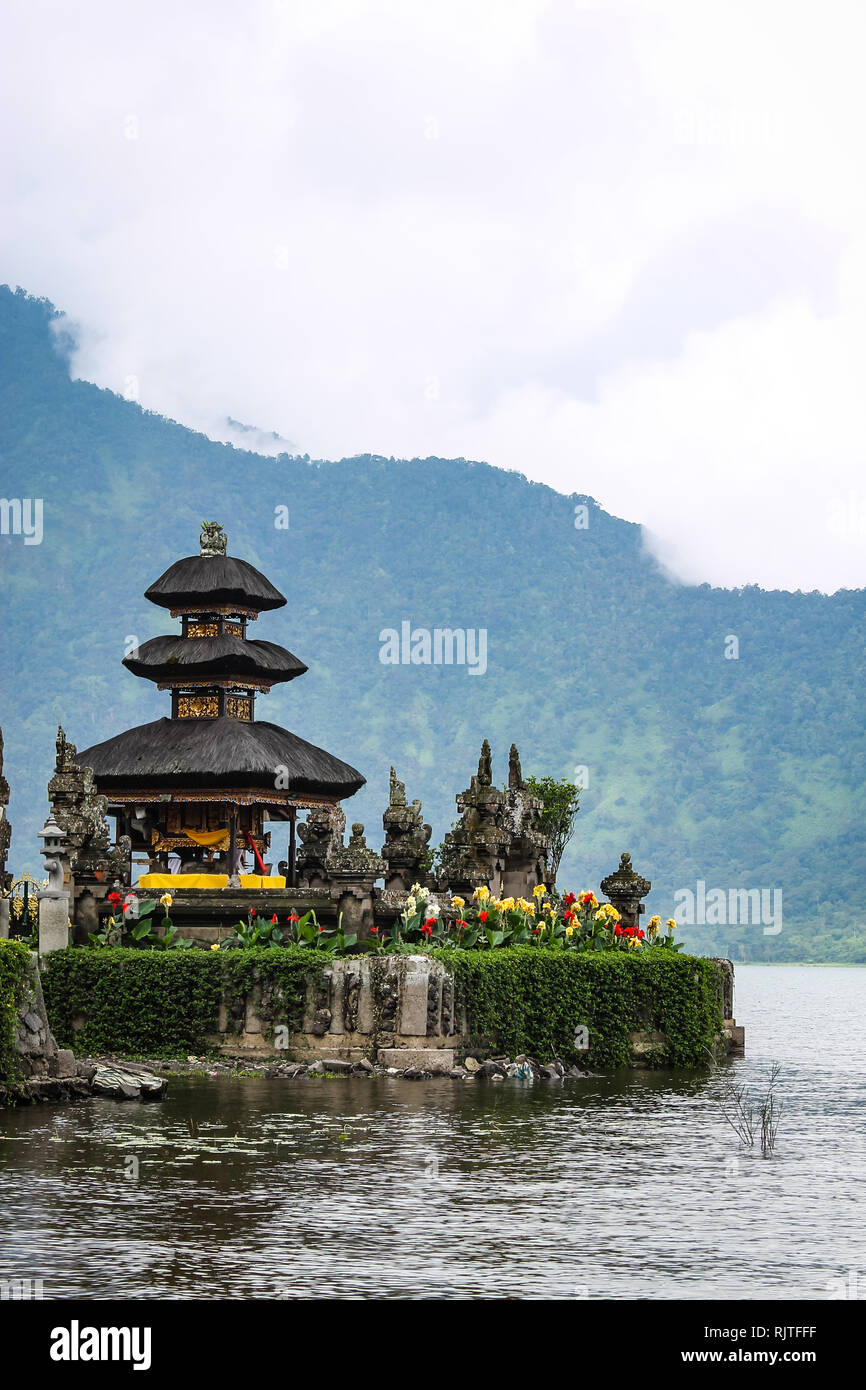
1, 285, 864, 962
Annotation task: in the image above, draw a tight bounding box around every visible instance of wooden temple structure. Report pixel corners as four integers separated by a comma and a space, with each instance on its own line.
32, 520, 570, 944
78, 522, 365, 895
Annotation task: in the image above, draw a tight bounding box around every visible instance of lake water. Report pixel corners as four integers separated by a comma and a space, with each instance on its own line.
1, 964, 864, 1300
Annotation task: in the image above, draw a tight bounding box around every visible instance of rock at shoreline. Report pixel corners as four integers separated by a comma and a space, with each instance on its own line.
90, 1064, 167, 1101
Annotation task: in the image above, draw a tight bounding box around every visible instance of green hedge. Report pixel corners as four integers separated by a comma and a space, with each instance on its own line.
40, 944, 725, 1066
433, 945, 725, 1067
0, 938, 32, 1082
41, 947, 326, 1057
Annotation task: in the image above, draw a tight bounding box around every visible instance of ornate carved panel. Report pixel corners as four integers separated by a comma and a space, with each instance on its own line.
177, 694, 219, 718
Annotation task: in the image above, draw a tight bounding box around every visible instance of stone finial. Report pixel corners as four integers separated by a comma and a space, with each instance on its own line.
200, 521, 227, 557
508, 743, 523, 789
389, 766, 407, 807
56, 724, 78, 774
477, 738, 493, 787
330, 819, 385, 881
600, 851, 652, 929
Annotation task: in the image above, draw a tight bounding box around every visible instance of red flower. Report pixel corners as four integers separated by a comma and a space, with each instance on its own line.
637, 929, 645, 940
479, 911, 489, 922
369, 926, 378, 934
270, 914, 278, 924
121, 903, 130, 914
287, 913, 299, 923
563, 892, 576, 908
614, 924, 624, 936
563, 910, 575, 924
318, 926, 324, 933
249, 908, 257, 917
107, 892, 121, 906
420, 921, 433, 938
456, 918, 468, 928
532, 927, 541, 936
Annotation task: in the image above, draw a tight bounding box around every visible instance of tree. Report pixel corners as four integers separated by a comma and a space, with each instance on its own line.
526, 776, 581, 885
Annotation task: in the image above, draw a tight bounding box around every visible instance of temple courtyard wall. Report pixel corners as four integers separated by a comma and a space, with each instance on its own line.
35, 947, 744, 1071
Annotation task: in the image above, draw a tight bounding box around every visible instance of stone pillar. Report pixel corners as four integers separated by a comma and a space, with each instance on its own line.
0, 898, 9, 939
499, 743, 550, 898
437, 739, 509, 897
380, 767, 432, 894
599, 852, 651, 929
36, 819, 70, 956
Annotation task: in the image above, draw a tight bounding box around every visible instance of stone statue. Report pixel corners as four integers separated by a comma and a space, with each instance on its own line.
508, 743, 523, 790
297, 806, 346, 890
476, 738, 493, 788
200, 521, 228, 557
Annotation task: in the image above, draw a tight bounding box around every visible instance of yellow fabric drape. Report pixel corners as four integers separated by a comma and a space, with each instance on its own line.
138, 873, 228, 890
184, 829, 230, 850
239, 875, 287, 889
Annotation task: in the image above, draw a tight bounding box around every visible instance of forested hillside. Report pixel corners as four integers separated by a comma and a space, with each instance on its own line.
1, 285, 864, 961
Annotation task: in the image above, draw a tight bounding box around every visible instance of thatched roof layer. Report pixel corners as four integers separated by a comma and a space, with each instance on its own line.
123, 635, 307, 685
78, 718, 365, 798
145, 555, 287, 612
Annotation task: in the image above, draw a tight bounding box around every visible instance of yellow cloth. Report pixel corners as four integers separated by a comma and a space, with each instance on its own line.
184, 829, 230, 849
138, 873, 228, 890
239, 875, 287, 889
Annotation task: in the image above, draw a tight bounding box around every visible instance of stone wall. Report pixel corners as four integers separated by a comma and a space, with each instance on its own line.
2, 949, 89, 1102
203, 952, 744, 1066
210, 954, 462, 1065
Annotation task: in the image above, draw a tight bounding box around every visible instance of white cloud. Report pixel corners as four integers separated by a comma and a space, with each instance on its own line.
1, 0, 865, 589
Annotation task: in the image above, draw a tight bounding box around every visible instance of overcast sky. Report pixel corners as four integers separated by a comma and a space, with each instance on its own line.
2, 0, 865, 592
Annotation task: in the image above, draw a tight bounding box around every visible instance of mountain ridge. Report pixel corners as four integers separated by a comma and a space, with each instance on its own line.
1, 284, 864, 962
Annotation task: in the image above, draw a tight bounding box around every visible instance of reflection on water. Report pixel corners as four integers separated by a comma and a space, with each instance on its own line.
1, 966, 864, 1299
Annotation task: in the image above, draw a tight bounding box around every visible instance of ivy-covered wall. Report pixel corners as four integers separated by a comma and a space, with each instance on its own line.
41, 947, 326, 1057
40, 944, 727, 1067
438, 946, 726, 1067
0, 937, 33, 1083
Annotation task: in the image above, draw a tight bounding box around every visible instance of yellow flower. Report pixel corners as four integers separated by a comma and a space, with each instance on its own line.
500, 897, 515, 911
666, 919, 677, 931
532, 884, 547, 898
452, 896, 465, 910
525, 902, 536, 916
160, 893, 173, 908
210, 942, 220, 952
473, 885, 490, 902
565, 925, 574, 936
649, 915, 661, 927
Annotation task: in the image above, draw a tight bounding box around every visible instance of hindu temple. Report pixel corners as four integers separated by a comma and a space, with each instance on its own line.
0, 521, 657, 946
78, 520, 364, 896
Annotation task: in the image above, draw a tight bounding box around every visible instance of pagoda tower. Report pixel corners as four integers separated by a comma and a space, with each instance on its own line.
78, 522, 364, 887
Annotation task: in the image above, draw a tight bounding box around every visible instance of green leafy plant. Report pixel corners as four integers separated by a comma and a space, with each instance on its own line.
0, 938, 31, 1086
525, 775, 581, 883
220, 908, 357, 952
